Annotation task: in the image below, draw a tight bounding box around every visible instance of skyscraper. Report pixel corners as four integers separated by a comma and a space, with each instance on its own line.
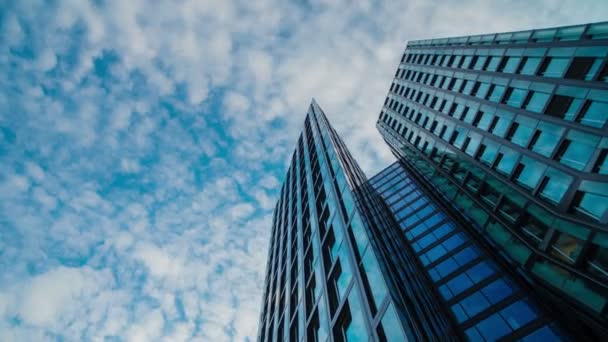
377, 22, 608, 338
257, 100, 457, 341
258, 21, 608, 341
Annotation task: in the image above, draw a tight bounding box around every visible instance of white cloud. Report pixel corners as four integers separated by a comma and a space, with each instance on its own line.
35, 49, 57, 72
1, 1, 607, 341
120, 158, 141, 173
133, 243, 183, 279
19, 266, 110, 327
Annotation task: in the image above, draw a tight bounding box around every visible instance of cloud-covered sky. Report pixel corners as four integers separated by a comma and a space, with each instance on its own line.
0, 0, 606, 340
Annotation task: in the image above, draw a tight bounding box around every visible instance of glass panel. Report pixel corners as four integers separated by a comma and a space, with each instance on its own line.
349, 214, 369, 257
496, 147, 519, 175
317, 296, 329, 342
502, 56, 521, 73
345, 287, 368, 341
505, 88, 528, 108
476, 112, 494, 130
474, 313, 512, 341
474, 83, 491, 99
541, 58, 570, 77
488, 85, 505, 103
551, 232, 583, 263
539, 168, 572, 204
530, 122, 564, 157
525, 92, 550, 113
493, 115, 512, 138
516, 156, 547, 190
486, 56, 502, 72
510, 121, 536, 147
520, 57, 542, 75
481, 278, 515, 304
452, 292, 490, 322
360, 248, 388, 313
378, 303, 408, 342
579, 100, 607, 128
558, 139, 595, 171
473, 56, 487, 70
500, 299, 538, 330
575, 191, 607, 220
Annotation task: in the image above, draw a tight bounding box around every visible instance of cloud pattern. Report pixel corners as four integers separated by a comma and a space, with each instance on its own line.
1, 0, 607, 340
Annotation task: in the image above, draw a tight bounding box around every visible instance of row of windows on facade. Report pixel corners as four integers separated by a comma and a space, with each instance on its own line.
385, 81, 607, 176
407, 22, 608, 48
380, 90, 607, 218
376, 124, 608, 315
370, 166, 563, 341
380, 105, 607, 223
262, 175, 404, 341
392, 62, 607, 129
261, 124, 320, 337
400, 46, 608, 83
375, 163, 606, 285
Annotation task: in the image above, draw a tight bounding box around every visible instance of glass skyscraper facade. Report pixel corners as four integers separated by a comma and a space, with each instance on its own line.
369, 162, 566, 341
259, 22, 608, 342
377, 22, 608, 338
258, 101, 462, 341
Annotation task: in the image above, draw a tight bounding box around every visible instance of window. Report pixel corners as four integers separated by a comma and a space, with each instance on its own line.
519, 57, 542, 75
461, 55, 473, 69
503, 87, 528, 108
420, 233, 467, 266
485, 56, 502, 72
565, 57, 603, 80
538, 57, 570, 77
572, 182, 608, 219
334, 288, 368, 342
377, 303, 408, 342
476, 111, 493, 130
495, 146, 519, 175
529, 122, 564, 157
462, 80, 475, 95
514, 156, 547, 190
507, 119, 536, 147
428, 246, 480, 281
491, 113, 513, 138
360, 249, 388, 314
473, 82, 491, 99
538, 168, 573, 204
554, 133, 598, 171
551, 231, 584, 263
500, 56, 521, 73
473, 56, 487, 70
578, 100, 608, 128
479, 140, 499, 165
524, 91, 550, 113
487, 85, 505, 102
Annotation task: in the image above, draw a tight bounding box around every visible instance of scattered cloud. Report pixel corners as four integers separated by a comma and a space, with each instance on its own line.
1, 0, 606, 341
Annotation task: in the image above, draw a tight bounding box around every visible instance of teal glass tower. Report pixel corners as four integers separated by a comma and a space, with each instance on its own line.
257, 101, 455, 341
377, 22, 608, 338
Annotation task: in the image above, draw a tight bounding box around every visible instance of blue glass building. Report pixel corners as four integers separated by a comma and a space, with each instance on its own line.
377, 22, 608, 339
259, 22, 608, 341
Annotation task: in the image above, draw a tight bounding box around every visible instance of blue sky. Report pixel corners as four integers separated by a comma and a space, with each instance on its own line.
0, 0, 607, 341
